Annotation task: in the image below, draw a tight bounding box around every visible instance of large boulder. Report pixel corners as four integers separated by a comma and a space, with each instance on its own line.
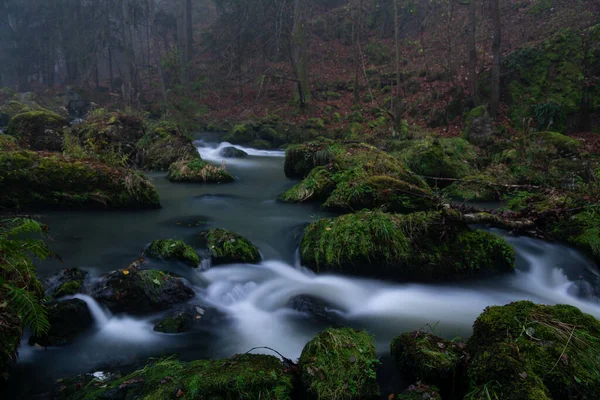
219, 146, 248, 158
391, 331, 466, 398
28, 299, 93, 347
64, 87, 90, 118
137, 121, 200, 171
301, 210, 515, 282
90, 263, 194, 314
467, 301, 600, 399
0, 151, 160, 210
6, 110, 67, 151
53, 354, 293, 400
201, 228, 261, 265
167, 158, 235, 183
299, 328, 380, 400
281, 140, 437, 212
463, 106, 493, 146
145, 239, 200, 267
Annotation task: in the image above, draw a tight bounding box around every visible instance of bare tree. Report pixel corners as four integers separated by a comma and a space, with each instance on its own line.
490, 0, 501, 118
468, 0, 478, 104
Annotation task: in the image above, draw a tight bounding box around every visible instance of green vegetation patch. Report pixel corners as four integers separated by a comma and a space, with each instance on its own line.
146, 239, 200, 267
167, 158, 235, 183
6, 110, 67, 151
299, 328, 380, 400
55, 354, 293, 400
137, 120, 200, 171
0, 150, 160, 210
202, 228, 260, 265
444, 164, 516, 201
467, 301, 600, 400
301, 210, 515, 281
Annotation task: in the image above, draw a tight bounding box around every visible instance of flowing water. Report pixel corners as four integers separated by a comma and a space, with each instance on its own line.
6, 138, 600, 398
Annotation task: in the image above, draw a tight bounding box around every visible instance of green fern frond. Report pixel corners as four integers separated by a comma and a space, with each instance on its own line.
5, 284, 50, 337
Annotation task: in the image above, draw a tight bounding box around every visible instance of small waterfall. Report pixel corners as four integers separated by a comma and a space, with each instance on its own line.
71, 294, 110, 325
195, 141, 285, 164
200, 258, 212, 270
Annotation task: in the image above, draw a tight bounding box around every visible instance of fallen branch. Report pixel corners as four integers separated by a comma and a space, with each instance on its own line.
418, 175, 548, 191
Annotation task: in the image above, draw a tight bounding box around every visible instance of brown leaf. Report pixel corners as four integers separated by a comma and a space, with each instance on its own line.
388, 394, 395, 400
518, 372, 528, 379
561, 353, 569, 365
176, 389, 184, 398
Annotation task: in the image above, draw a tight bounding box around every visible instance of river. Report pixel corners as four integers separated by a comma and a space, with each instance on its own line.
6, 139, 600, 398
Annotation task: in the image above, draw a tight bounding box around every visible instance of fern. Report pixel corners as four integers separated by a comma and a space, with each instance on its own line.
4, 285, 50, 336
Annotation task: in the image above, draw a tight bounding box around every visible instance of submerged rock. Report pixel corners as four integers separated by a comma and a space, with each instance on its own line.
390, 331, 466, 398
467, 301, 600, 399
201, 228, 261, 265
90, 263, 194, 314
29, 299, 93, 347
0, 151, 160, 210
145, 239, 200, 267
167, 158, 235, 183
6, 110, 67, 151
301, 210, 515, 282
53, 354, 293, 400
45, 268, 88, 298
153, 310, 195, 333
299, 327, 380, 400
219, 146, 248, 158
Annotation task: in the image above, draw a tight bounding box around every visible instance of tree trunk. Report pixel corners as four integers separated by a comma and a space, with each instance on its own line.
292, 0, 310, 107
393, 0, 403, 131
490, 0, 501, 118
468, 0, 477, 104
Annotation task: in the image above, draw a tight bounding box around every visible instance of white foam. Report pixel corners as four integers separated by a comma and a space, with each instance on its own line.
196, 141, 284, 165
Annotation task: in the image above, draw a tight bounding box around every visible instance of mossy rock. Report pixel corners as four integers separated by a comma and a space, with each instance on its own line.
54, 354, 293, 400
167, 158, 235, 183
467, 301, 600, 400
463, 106, 493, 146
283, 140, 434, 212
301, 210, 515, 282
545, 205, 600, 264
223, 123, 257, 144
0, 100, 34, 120
444, 164, 516, 201
394, 137, 477, 181
136, 121, 199, 171
390, 332, 466, 397
0, 151, 160, 210
528, 131, 582, 157
299, 328, 380, 400
44, 268, 88, 299
154, 310, 195, 333
90, 263, 194, 314
6, 110, 67, 151
396, 383, 442, 400
202, 228, 260, 265
250, 139, 272, 149
29, 299, 93, 347
145, 239, 200, 267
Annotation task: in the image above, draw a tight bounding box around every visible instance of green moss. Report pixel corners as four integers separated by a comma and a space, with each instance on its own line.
347, 111, 364, 123
203, 228, 260, 265
54, 281, 82, 298
223, 123, 256, 144
280, 167, 335, 203
0, 134, 19, 151
146, 239, 200, 267
136, 121, 199, 171
391, 332, 465, 394
444, 164, 516, 201
299, 328, 380, 400
301, 210, 515, 281
0, 100, 33, 119
55, 354, 293, 400
6, 110, 67, 151
529, 131, 581, 156
167, 158, 235, 183
249, 139, 272, 149
153, 311, 194, 333
467, 301, 600, 400
0, 151, 160, 210
394, 137, 477, 180
304, 118, 326, 130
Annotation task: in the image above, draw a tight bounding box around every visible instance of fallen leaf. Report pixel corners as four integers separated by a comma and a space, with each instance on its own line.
325, 227, 332, 231
122, 270, 130, 275
176, 389, 184, 398
388, 394, 395, 400
518, 372, 528, 379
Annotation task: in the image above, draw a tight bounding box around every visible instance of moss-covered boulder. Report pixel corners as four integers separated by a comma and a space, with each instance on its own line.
54, 354, 293, 400
394, 137, 477, 180
28, 299, 92, 347
70, 111, 145, 162
528, 131, 582, 158
0, 100, 34, 120
223, 123, 257, 144
90, 263, 194, 314
137, 121, 200, 171
444, 164, 516, 201
463, 106, 493, 146
301, 210, 515, 281
145, 239, 200, 267
391, 331, 466, 397
467, 301, 600, 400
154, 310, 195, 333
6, 110, 67, 151
167, 158, 235, 183
201, 228, 261, 265
44, 268, 88, 298
299, 328, 380, 400
282, 140, 436, 212
0, 151, 160, 210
